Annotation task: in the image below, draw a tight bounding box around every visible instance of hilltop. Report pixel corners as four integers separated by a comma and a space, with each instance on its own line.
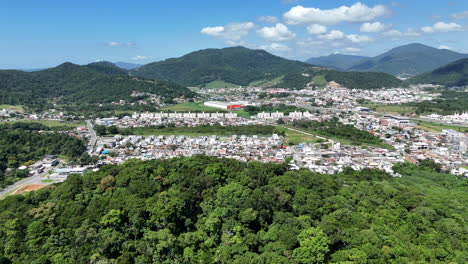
348, 43, 468, 77
0, 156, 465, 263
306, 54, 369, 70
0, 62, 194, 105
131, 46, 311, 87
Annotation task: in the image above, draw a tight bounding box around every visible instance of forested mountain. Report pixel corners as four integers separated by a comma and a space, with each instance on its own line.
0, 62, 194, 105
348, 43, 468, 77
306, 54, 369, 70
86, 61, 129, 75
276, 68, 403, 89
131, 46, 311, 86
114, 62, 141, 70
407, 58, 468, 87
0, 156, 465, 263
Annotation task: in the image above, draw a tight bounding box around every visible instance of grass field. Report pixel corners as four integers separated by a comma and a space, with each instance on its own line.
364, 104, 417, 115
312, 75, 327, 87
415, 120, 468, 133
0, 104, 25, 113
281, 128, 318, 145
161, 102, 226, 112
2, 119, 84, 127
204, 80, 240, 89
249, 76, 284, 87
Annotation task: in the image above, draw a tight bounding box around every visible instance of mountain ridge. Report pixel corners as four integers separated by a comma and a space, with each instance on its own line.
306, 54, 369, 70
0, 62, 194, 105
131, 46, 311, 86
347, 43, 468, 77
407, 58, 468, 87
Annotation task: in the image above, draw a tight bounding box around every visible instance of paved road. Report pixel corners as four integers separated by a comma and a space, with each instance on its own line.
86, 120, 97, 154
0, 167, 54, 198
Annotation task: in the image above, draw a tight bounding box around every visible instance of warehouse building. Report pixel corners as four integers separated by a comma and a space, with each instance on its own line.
204, 101, 244, 110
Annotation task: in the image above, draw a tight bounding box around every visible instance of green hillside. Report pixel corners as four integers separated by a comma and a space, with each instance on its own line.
348, 43, 468, 76
0, 62, 195, 105
0, 156, 465, 263
86, 61, 129, 75
131, 46, 311, 86
277, 68, 403, 89
407, 58, 468, 87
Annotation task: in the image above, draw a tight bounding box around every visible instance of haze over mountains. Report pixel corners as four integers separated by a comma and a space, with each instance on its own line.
1, 43, 467, 107
307, 43, 468, 78
306, 54, 369, 71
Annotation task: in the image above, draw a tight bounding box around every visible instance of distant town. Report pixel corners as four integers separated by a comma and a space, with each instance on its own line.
1, 81, 466, 194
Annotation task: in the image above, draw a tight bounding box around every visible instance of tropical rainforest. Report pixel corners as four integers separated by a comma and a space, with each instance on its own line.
0, 156, 465, 263
0, 62, 195, 106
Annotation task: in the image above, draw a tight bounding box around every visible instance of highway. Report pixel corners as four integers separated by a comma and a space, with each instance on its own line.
0, 167, 54, 198
86, 120, 97, 154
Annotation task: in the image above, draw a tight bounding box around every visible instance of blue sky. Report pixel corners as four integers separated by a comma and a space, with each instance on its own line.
1, 0, 468, 68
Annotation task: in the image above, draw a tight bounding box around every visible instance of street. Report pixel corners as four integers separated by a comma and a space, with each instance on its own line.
0, 167, 54, 198
86, 120, 97, 154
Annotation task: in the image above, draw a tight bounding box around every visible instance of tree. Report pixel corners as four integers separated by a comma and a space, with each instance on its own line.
293, 227, 330, 264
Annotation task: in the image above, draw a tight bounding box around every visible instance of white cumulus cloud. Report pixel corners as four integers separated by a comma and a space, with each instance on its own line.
257, 23, 296, 42
284, 2, 389, 25
307, 24, 327, 34
342, 47, 362, 53
438, 45, 452, 50
131, 55, 150, 61
421, 22, 463, 33
259, 43, 291, 52
451, 11, 468, 20
346, 34, 373, 44
201, 22, 254, 41
382, 28, 421, 39
360, 22, 389, 32
318, 30, 345, 40
258, 16, 279, 23
107, 41, 136, 47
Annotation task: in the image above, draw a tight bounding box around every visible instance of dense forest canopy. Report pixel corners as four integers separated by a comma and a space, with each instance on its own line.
276, 69, 403, 90
131, 46, 310, 87
406, 58, 468, 87
0, 156, 465, 263
0, 123, 86, 188
0, 62, 195, 105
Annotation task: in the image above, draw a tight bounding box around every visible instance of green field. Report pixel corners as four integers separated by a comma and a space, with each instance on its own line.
161, 102, 225, 112
249, 76, 284, 87
281, 128, 317, 145
416, 120, 468, 132
312, 75, 327, 87
2, 119, 84, 128
364, 104, 417, 115
204, 80, 240, 89
0, 104, 25, 112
